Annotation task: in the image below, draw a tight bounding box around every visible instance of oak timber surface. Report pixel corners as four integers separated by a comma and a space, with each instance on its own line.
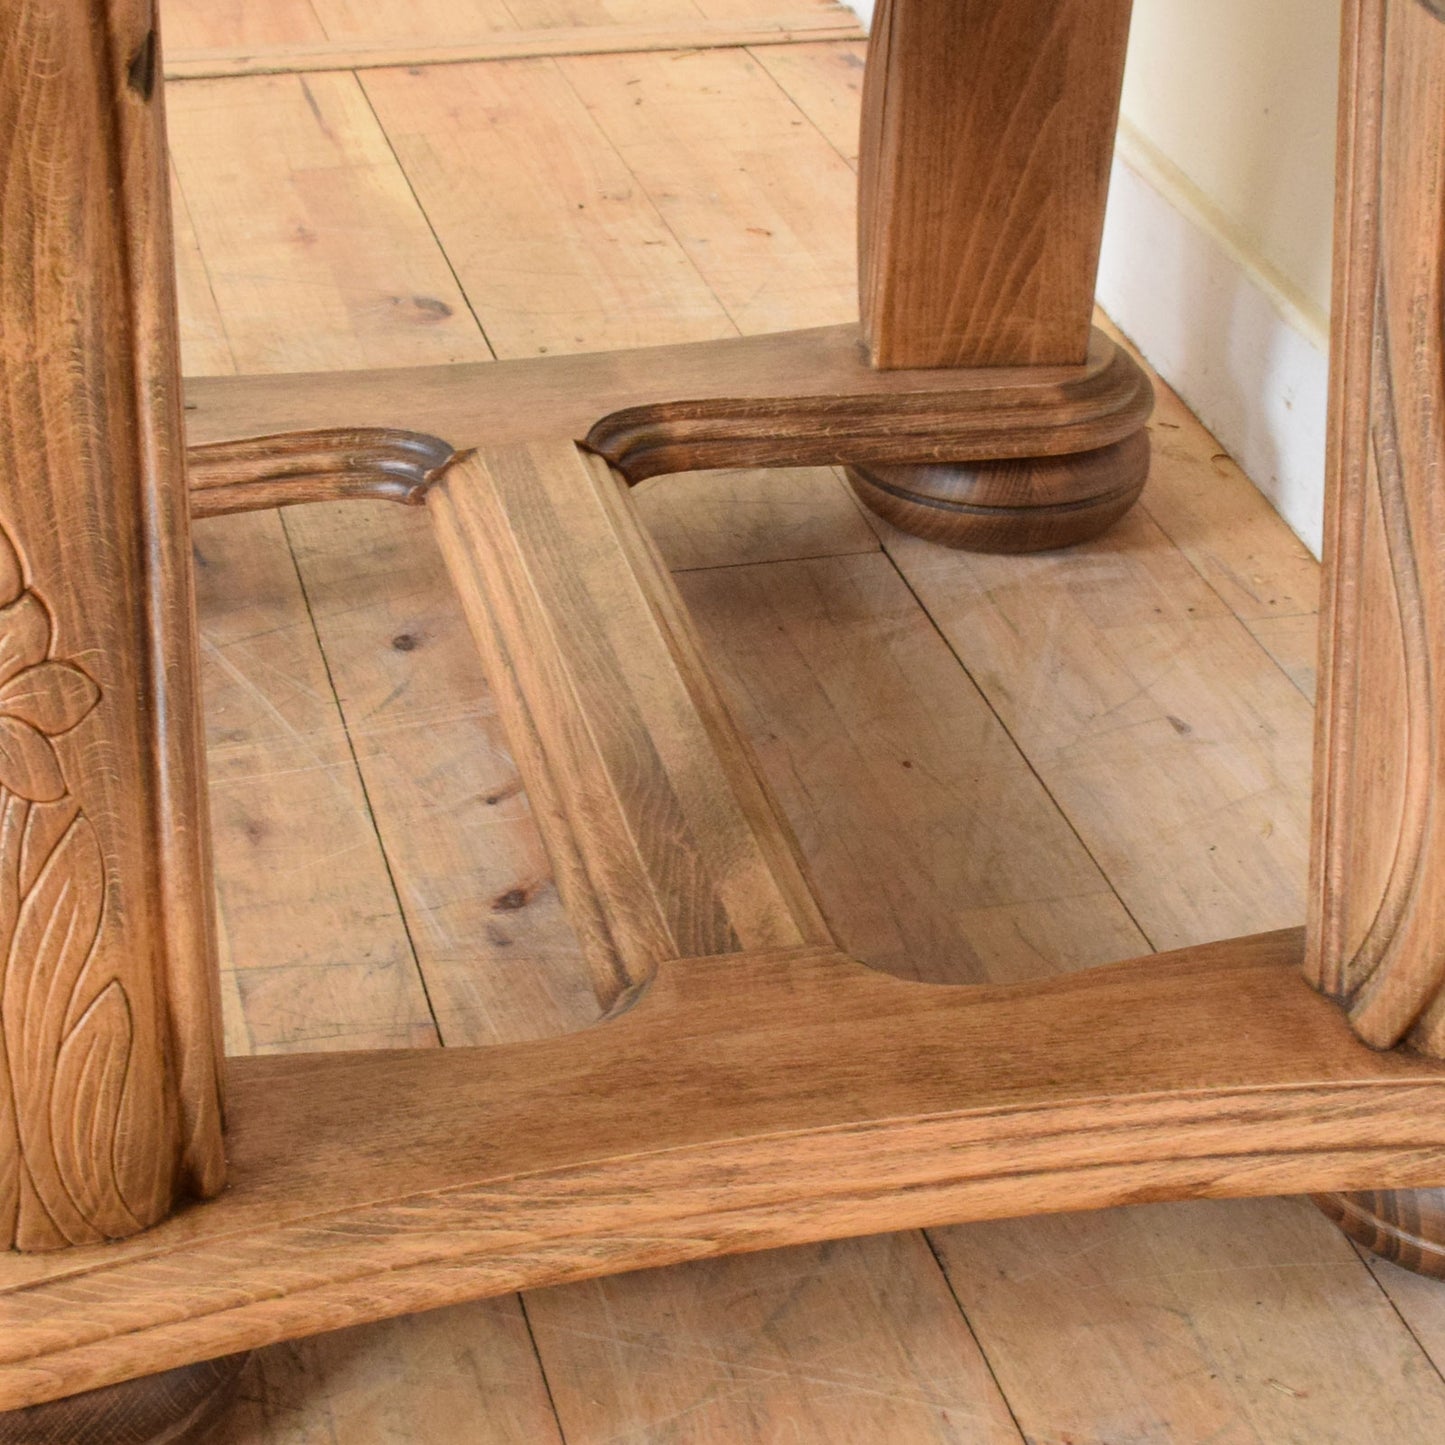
168, 32, 1006, 1445
9, 931, 1445, 1411
0, 0, 226, 1253
169, 151, 440, 1059
155, 7, 1445, 1443
172, 57, 599, 1054
162, 13, 864, 80
162, 0, 850, 53
676, 551, 1142, 984
165, 40, 575, 1440
431, 443, 832, 1000
520, 1230, 1022, 1445
859, 0, 1130, 368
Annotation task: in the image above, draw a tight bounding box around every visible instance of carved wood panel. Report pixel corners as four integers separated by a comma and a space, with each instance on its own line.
0, 0, 225, 1249
1307, 0, 1445, 1054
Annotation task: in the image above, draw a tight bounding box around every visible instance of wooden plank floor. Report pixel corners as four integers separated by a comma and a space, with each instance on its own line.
161, 0, 1445, 1439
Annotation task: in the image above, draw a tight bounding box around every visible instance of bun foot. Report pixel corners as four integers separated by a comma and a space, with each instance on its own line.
1316, 1190, 1445, 1278
0, 1354, 249, 1445
846, 429, 1150, 553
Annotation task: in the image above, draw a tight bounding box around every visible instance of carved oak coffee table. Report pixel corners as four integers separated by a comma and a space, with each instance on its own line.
2, 0, 1442, 1438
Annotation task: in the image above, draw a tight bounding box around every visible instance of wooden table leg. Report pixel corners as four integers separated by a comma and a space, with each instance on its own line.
0, 0, 246, 1433
1308, 0, 1445, 1276
846, 0, 1149, 551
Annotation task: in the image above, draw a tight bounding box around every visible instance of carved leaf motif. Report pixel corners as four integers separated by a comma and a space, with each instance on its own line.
0, 589, 98, 804
0, 1036, 16, 1244
0, 660, 101, 734
0, 788, 29, 1247
4, 809, 111, 1248
19, 795, 79, 899
0, 717, 65, 804
0, 528, 21, 610
0, 517, 118, 1251
0, 593, 51, 689
53, 979, 146, 1240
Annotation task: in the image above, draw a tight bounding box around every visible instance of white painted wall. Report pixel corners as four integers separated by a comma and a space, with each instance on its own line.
1120, 0, 1337, 329
1107, 0, 1338, 554
842, 0, 1341, 554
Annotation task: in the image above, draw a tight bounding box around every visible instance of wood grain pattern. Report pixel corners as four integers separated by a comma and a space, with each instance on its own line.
0, 1352, 247, 1445
635, 466, 878, 571
933, 1195, 1445, 1443
187, 429, 462, 517
6, 929, 1445, 1408
556, 46, 857, 336
168, 78, 566, 1429
161, 0, 326, 54
676, 550, 1144, 986
176, 57, 979, 1442
166, 82, 445, 1059
195, 508, 444, 1057
164, 71, 488, 376
166, 56, 584, 1059
161, 0, 837, 49
430, 443, 832, 1002
1316, 1188, 1445, 1277
846, 433, 1150, 553
588, 333, 1151, 481
1304, 0, 1445, 1279
183, 324, 1153, 482
517, 541, 1132, 1440
161, 12, 863, 78
206, 1303, 563, 1445
858, 0, 1133, 370
1306, 0, 1445, 1051
850, 0, 1148, 551
278, 504, 598, 1051
357, 40, 880, 572
752, 39, 867, 167
10, 3, 1435, 1435
359, 56, 734, 360
158, 4, 1445, 1431
0, 0, 223, 1252
879, 504, 1315, 955
1130, 361, 1322, 701
314, 0, 730, 39
522, 1232, 1024, 1443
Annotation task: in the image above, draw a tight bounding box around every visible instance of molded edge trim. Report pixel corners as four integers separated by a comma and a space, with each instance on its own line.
187, 427, 464, 516
4, 929, 1445, 1408
182, 325, 1152, 489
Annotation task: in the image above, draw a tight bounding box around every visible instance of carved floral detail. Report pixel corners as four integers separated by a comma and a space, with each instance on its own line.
0, 517, 131, 1252
0, 530, 99, 802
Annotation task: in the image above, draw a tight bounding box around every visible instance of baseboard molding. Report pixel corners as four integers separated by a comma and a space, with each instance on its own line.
1098, 126, 1329, 557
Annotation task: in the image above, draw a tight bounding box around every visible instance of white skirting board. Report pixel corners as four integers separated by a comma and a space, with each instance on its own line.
1098, 128, 1330, 558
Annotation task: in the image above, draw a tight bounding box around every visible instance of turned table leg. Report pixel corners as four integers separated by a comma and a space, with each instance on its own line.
1308, 0, 1445, 1275
847, 0, 1149, 551
0, 0, 245, 1434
